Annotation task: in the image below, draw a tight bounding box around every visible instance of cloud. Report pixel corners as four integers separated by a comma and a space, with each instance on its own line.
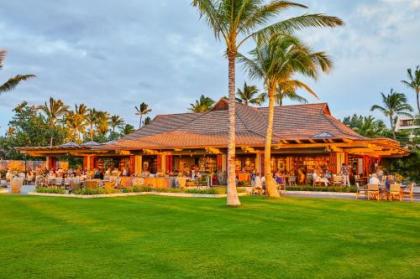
0, 0, 419, 133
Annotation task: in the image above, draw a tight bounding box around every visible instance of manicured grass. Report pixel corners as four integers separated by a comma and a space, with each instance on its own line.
0, 195, 419, 279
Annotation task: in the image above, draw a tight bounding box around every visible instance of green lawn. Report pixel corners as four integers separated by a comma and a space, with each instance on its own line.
0, 195, 419, 279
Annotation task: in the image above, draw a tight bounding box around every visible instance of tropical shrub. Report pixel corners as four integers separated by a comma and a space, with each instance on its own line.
73, 188, 105, 195
286, 185, 357, 193
36, 186, 65, 194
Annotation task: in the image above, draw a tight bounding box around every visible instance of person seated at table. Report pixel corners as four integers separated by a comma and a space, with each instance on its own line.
368, 174, 380, 185
122, 167, 129, 177
274, 171, 284, 185
324, 169, 332, 180
93, 168, 102, 179
105, 167, 112, 177
384, 174, 394, 191
252, 172, 263, 194
313, 170, 329, 186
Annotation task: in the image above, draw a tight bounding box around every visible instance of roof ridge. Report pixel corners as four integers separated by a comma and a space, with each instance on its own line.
235, 105, 267, 138
257, 102, 328, 109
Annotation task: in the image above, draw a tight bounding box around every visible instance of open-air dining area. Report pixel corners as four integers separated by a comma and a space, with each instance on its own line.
2, 100, 413, 201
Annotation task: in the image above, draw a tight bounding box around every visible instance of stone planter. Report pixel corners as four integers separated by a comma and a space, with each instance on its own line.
11, 177, 23, 193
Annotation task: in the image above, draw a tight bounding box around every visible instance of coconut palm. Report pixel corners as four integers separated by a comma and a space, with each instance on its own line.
38, 97, 69, 146
236, 82, 265, 105
121, 124, 135, 135
239, 34, 332, 197
275, 87, 308, 106
371, 89, 413, 139
135, 102, 152, 129
343, 114, 388, 138
192, 0, 342, 206
110, 115, 124, 133
65, 104, 88, 143
95, 111, 110, 136
0, 50, 35, 94
401, 65, 420, 115
189, 95, 215, 112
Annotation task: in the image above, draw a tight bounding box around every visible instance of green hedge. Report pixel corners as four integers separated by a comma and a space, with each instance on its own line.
36, 186, 66, 194
286, 185, 357, 193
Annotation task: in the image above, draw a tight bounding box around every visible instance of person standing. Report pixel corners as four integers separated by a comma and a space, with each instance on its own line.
341, 163, 350, 186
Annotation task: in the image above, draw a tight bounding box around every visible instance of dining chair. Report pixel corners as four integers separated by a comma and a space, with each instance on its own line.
367, 184, 380, 201
402, 183, 415, 202
356, 183, 368, 200
389, 184, 402, 201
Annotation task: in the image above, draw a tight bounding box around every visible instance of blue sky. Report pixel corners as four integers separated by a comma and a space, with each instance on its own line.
0, 0, 419, 132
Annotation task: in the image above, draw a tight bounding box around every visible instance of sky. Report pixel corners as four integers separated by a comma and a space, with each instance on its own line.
0, 0, 419, 132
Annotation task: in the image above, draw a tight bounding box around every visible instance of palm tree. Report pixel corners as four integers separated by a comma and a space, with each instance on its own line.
371, 89, 413, 139
192, 0, 342, 206
401, 65, 420, 115
143, 116, 152, 125
236, 82, 265, 105
135, 102, 152, 129
275, 87, 309, 106
121, 124, 135, 135
110, 115, 124, 133
0, 50, 35, 94
189, 95, 215, 112
86, 108, 98, 141
38, 97, 69, 146
240, 35, 332, 197
95, 111, 110, 136
343, 114, 388, 138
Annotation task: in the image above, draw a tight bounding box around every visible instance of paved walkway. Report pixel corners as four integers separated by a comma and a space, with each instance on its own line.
283, 188, 420, 202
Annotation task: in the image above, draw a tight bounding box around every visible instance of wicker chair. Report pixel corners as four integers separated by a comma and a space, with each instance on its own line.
356, 183, 368, 200
85, 180, 99, 189
367, 184, 380, 201
402, 183, 415, 201
104, 181, 116, 194
389, 184, 402, 201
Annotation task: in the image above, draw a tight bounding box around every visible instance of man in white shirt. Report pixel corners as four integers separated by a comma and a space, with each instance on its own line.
369, 174, 380, 185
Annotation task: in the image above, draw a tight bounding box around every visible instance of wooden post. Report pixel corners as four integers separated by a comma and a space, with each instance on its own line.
134, 155, 142, 176
222, 154, 227, 172
161, 154, 166, 174
255, 153, 262, 174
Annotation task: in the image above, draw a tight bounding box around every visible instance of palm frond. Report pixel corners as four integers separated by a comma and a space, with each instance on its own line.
0, 74, 36, 93
241, 13, 343, 46
0, 49, 6, 69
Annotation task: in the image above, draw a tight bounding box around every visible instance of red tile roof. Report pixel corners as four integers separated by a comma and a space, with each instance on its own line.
97, 100, 366, 150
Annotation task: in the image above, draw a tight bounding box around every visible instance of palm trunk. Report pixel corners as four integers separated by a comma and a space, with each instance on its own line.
90, 124, 94, 141
390, 115, 396, 140
139, 115, 143, 129
50, 136, 53, 147
226, 52, 240, 207
416, 89, 420, 116
264, 85, 280, 198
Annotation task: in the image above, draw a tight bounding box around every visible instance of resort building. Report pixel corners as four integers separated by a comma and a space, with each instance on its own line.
18, 99, 407, 183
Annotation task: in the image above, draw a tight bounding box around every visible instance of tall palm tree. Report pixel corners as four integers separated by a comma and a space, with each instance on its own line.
95, 111, 110, 136
371, 89, 413, 139
240, 34, 332, 197
401, 65, 420, 115
192, 0, 342, 206
0, 50, 35, 94
38, 97, 69, 146
275, 87, 309, 106
65, 104, 88, 143
110, 115, 124, 133
86, 108, 98, 141
189, 95, 215, 112
135, 102, 152, 129
236, 82, 265, 105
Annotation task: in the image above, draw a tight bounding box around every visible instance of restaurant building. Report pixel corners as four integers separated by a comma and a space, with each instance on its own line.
18, 99, 407, 183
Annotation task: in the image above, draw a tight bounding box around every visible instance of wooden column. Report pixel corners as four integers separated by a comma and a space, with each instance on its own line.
161, 154, 167, 173
134, 155, 142, 176
255, 153, 262, 174
222, 154, 227, 172
335, 152, 345, 174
